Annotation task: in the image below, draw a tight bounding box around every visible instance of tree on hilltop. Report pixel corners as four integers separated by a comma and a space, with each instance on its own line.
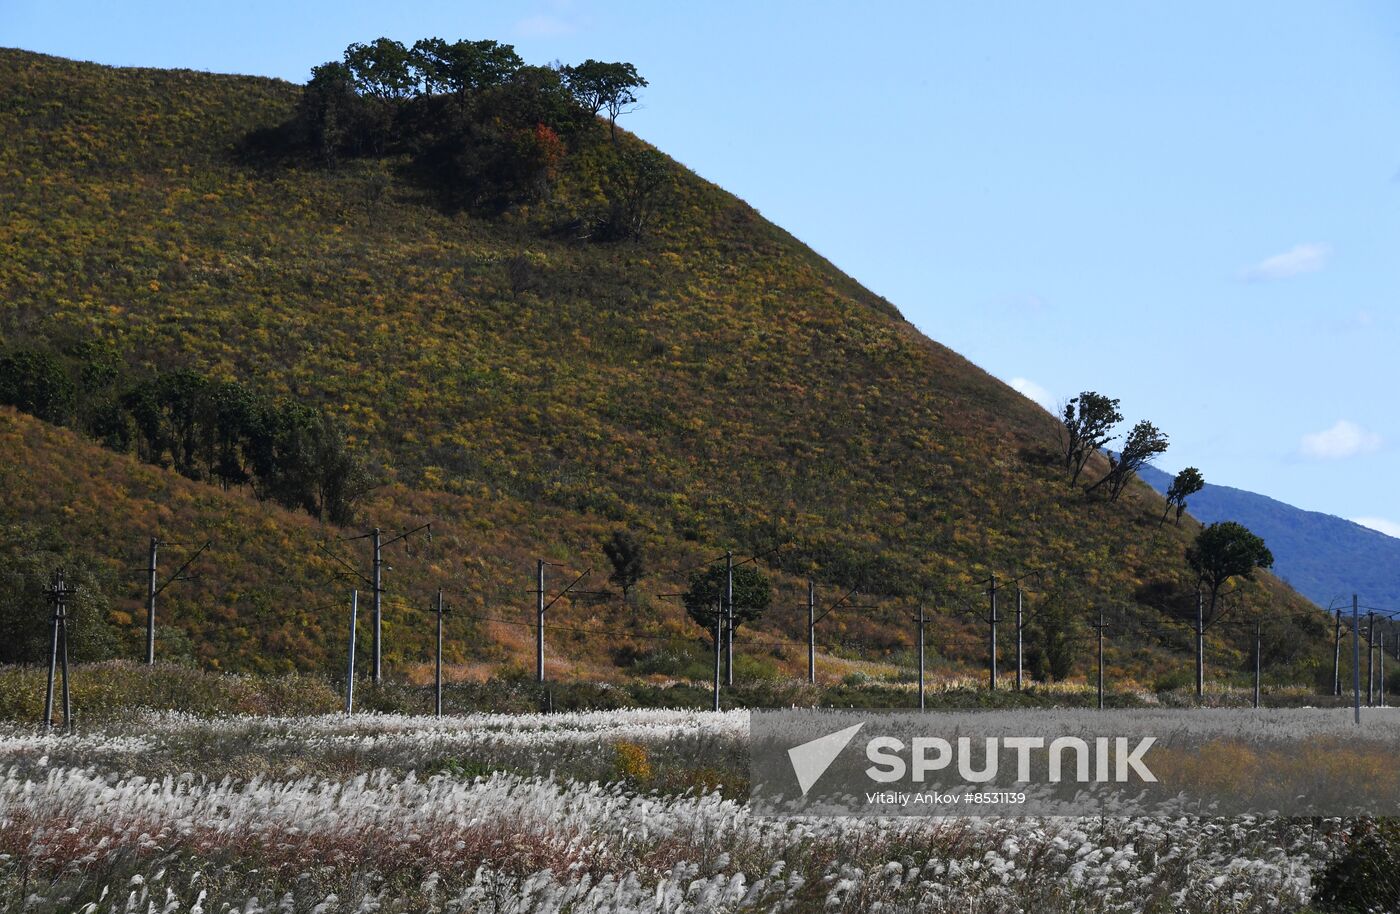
343, 38, 417, 100
562, 60, 647, 139
410, 38, 522, 100
1059, 392, 1122, 486
1088, 419, 1169, 502
1162, 466, 1205, 526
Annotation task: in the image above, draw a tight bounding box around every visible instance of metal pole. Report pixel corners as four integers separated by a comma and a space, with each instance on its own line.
371, 528, 382, 683
43, 574, 60, 733
1195, 590, 1205, 700
712, 600, 721, 712
807, 579, 816, 685
1367, 612, 1375, 707
988, 573, 998, 692
1097, 605, 1105, 711
435, 589, 444, 717
917, 604, 926, 711
536, 559, 546, 684
1353, 594, 1361, 726
1015, 586, 1024, 691
59, 605, 71, 734
1380, 634, 1387, 709
725, 551, 734, 687
346, 589, 357, 714
1333, 608, 1343, 697
1253, 621, 1261, 709
145, 537, 158, 665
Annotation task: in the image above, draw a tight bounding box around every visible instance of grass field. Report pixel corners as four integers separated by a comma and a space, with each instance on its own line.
0, 706, 1363, 914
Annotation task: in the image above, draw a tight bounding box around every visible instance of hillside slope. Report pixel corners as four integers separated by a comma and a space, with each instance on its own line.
0, 48, 1328, 684
1139, 465, 1400, 610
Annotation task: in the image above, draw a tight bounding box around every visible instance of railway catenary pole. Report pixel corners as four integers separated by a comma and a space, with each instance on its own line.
536, 560, 546, 683
725, 551, 734, 687
1333, 608, 1343, 697
1253, 620, 1262, 709
1195, 590, 1205, 700
1353, 595, 1362, 726
145, 537, 158, 664
142, 537, 208, 665
1367, 612, 1376, 707
1015, 586, 1024, 691
372, 528, 383, 682
1097, 605, 1106, 711
917, 604, 927, 711
435, 590, 445, 717
43, 569, 74, 734
988, 573, 998, 692
712, 600, 722, 712
1380, 634, 1387, 709
345, 589, 357, 714
807, 579, 816, 684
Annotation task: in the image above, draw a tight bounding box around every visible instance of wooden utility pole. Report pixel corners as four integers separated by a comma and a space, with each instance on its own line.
1333, 608, 1343, 697
145, 537, 158, 664
807, 579, 816, 684
43, 569, 74, 734
345, 589, 357, 714
1253, 620, 1262, 709
434, 589, 445, 717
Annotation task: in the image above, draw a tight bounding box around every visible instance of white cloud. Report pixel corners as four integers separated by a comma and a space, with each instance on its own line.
1352, 517, 1400, 539
1299, 419, 1382, 460
1008, 377, 1054, 411
1239, 242, 1331, 281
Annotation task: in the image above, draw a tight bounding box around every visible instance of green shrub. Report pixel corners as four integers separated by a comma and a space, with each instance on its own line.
1313, 818, 1400, 913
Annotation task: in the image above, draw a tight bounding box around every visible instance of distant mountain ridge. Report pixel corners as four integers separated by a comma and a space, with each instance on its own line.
1139, 464, 1400, 609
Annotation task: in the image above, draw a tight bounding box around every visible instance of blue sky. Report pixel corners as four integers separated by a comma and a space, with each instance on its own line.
5, 1, 1399, 533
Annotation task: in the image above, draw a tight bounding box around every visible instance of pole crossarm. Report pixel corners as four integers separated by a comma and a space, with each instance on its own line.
380, 521, 433, 549
541, 567, 592, 615
153, 540, 210, 597
813, 585, 861, 626
317, 541, 375, 588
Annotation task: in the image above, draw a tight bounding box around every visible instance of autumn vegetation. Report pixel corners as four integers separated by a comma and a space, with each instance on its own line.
0, 45, 1340, 693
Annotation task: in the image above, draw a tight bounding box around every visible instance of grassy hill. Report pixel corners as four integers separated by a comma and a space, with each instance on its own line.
0, 48, 1334, 690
